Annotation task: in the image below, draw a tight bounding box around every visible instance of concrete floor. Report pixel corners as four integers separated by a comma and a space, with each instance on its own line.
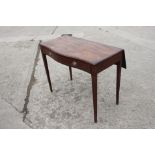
0, 26, 155, 128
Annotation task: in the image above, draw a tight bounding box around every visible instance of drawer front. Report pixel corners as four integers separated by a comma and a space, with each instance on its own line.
41, 46, 91, 73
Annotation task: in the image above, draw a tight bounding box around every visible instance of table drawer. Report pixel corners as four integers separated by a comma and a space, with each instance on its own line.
41, 47, 91, 73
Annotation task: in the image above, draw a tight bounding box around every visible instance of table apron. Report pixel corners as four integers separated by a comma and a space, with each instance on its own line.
95, 53, 122, 73
41, 47, 92, 73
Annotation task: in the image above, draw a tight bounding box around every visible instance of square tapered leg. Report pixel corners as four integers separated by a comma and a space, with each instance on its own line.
116, 61, 122, 105
91, 73, 97, 123
41, 52, 53, 92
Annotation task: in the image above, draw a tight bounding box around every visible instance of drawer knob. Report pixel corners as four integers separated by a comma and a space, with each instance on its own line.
72, 61, 77, 66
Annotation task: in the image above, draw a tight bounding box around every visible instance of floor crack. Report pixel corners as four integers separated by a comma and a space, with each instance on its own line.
51, 26, 58, 35
22, 41, 40, 121
0, 96, 21, 113
22, 27, 58, 124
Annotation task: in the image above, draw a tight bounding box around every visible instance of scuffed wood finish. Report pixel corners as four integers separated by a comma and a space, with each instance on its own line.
40, 36, 126, 123
40, 36, 124, 65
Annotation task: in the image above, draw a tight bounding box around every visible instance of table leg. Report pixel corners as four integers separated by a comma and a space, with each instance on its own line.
116, 61, 122, 105
69, 66, 72, 80
41, 52, 53, 92
91, 73, 97, 123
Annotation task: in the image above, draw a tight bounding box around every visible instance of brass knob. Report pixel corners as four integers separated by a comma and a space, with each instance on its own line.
72, 61, 77, 66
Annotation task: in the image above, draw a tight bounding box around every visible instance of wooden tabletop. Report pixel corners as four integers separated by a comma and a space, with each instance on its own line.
40, 36, 124, 65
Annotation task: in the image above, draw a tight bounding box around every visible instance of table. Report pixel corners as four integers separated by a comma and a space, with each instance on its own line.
40, 36, 126, 123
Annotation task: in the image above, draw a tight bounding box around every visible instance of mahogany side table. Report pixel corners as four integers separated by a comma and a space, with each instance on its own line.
40, 36, 126, 123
